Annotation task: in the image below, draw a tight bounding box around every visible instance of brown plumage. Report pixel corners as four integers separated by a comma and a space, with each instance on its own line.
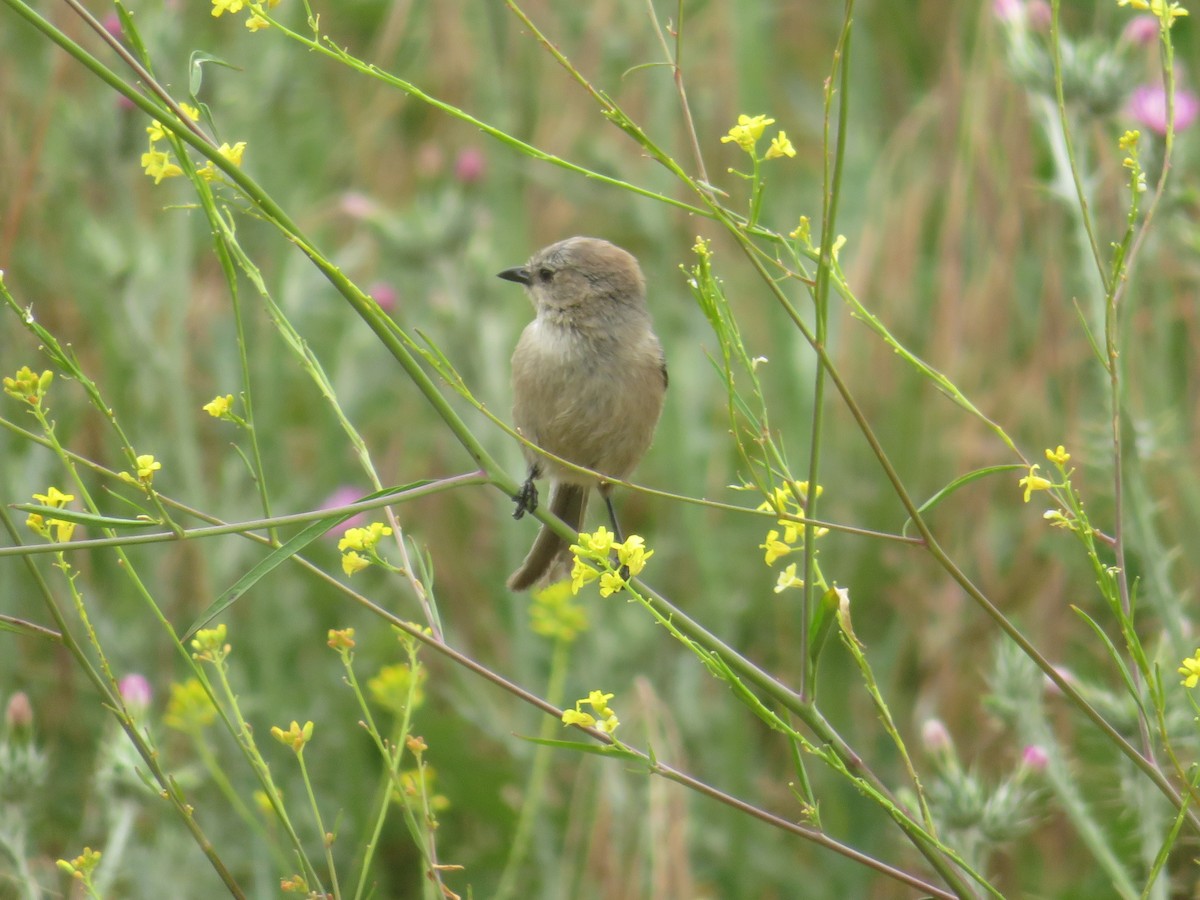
499, 237, 667, 591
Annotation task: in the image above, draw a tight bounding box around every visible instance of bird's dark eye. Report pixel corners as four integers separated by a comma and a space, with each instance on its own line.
537, 267, 554, 283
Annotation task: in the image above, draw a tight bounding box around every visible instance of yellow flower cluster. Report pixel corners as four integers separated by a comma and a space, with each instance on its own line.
1179, 649, 1200, 687
569, 527, 654, 596
271, 719, 314, 752
529, 580, 589, 642
757, 482, 826, 594
338, 522, 393, 576
135, 453, 162, 483
191, 624, 231, 664
141, 102, 248, 185
1019, 446, 1073, 503
3, 366, 53, 406
561, 689, 620, 736
26, 486, 76, 544
367, 662, 427, 715
56, 847, 102, 883
721, 113, 796, 160
1118, 0, 1188, 28
164, 678, 218, 732
211, 0, 281, 31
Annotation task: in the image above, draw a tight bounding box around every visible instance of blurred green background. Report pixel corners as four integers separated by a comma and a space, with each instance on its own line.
2, 0, 1199, 896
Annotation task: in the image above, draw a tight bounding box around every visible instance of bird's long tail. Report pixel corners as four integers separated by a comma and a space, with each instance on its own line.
507, 482, 588, 591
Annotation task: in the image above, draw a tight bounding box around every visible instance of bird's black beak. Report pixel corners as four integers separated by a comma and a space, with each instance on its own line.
497, 266, 532, 286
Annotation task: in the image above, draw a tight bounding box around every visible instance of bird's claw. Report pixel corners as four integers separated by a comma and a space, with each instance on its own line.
512, 479, 539, 520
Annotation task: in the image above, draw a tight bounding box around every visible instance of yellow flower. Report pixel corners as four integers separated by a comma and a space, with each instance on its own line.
341, 551, 370, 576
338, 522, 392, 552
3, 366, 53, 404
246, 13, 269, 30
530, 581, 588, 641
25, 513, 46, 539
203, 394, 234, 418
211, 0, 246, 16
191, 624, 229, 662
562, 691, 619, 735
586, 690, 614, 716
1179, 650, 1200, 687
326, 628, 355, 651
577, 526, 615, 556
1045, 445, 1071, 465
368, 662, 426, 714
218, 141, 247, 167
1018, 465, 1053, 503
33, 486, 74, 508
136, 454, 162, 482
561, 708, 596, 728
764, 131, 796, 160
141, 149, 182, 183
164, 678, 217, 732
1043, 509, 1073, 529
598, 571, 625, 597
271, 720, 314, 752
774, 563, 804, 593
1118, 130, 1140, 152
615, 534, 654, 577
569, 556, 600, 595
720, 114, 776, 152
759, 529, 793, 565
57, 847, 102, 880
51, 518, 76, 543
1119, 0, 1188, 26
789, 216, 812, 242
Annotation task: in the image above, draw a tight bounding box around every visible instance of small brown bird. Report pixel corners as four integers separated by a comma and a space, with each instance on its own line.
499, 237, 667, 591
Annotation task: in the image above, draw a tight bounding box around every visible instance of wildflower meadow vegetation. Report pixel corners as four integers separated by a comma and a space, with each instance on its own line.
2, 0, 1200, 897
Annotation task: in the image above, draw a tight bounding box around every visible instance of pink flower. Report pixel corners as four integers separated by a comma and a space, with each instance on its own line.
454, 147, 486, 184
340, 192, 378, 220
1025, 0, 1051, 29
1122, 14, 1160, 46
1043, 665, 1076, 697
1020, 744, 1049, 773
921, 718, 952, 754
102, 13, 123, 41
322, 486, 368, 538
5, 692, 32, 730
993, 0, 1024, 22
119, 674, 153, 715
1128, 84, 1200, 135
368, 281, 398, 313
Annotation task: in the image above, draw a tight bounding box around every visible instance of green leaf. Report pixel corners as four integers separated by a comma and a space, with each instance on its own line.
807, 586, 841, 672
1071, 606, 1142, 710
182, 513, 347, 642
182, 484, 428, 641
188, 50, 240, 97
902, 464, 1026, 537
521, 736, 638, 761
0, 615, 61, 642
114, 1, 151, 70
10, 505, 160, 529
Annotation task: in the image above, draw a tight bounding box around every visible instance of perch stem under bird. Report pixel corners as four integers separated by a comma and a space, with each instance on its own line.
499, 236, 667, 591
